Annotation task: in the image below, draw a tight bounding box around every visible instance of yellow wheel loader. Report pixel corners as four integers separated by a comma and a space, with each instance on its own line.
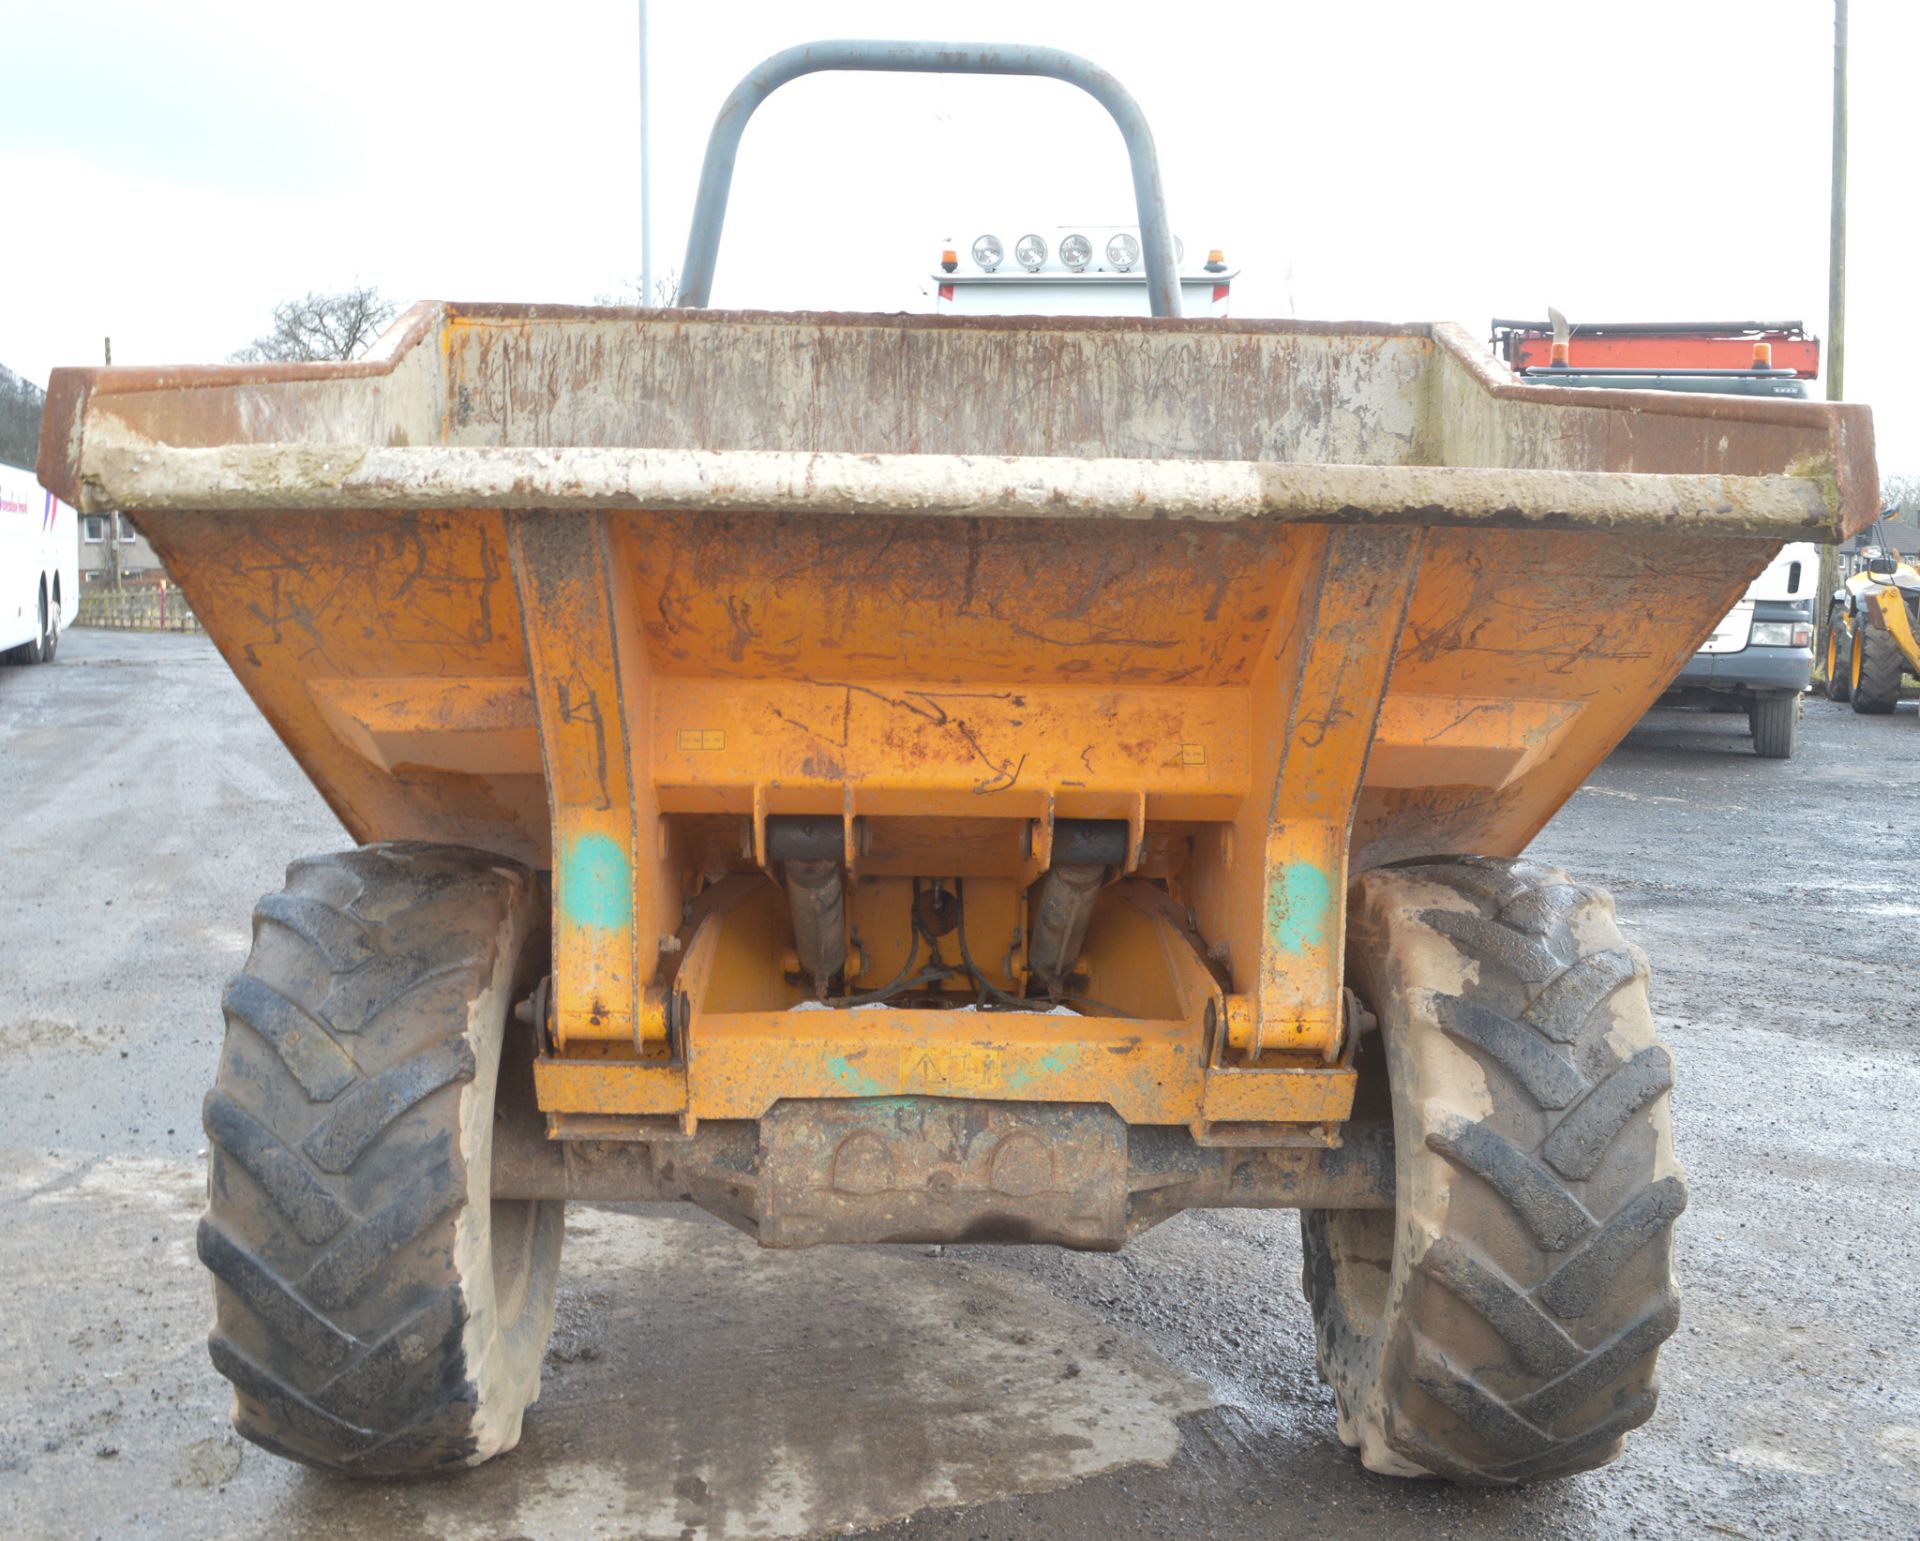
1825, 514, 1920, 713
38, 42, 1879, 1488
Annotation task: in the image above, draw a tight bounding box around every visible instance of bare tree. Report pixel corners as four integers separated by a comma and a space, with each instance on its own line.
233, 286, 399, 363
594, 268, 680, 308
0, 362, 45, 471
1879, 471, 1920, 514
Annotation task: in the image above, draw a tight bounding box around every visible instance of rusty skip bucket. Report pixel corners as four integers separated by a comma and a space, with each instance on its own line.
41, 296, 1876, 1141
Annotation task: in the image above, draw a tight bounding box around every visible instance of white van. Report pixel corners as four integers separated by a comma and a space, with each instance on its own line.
1659, 541, 1817, 758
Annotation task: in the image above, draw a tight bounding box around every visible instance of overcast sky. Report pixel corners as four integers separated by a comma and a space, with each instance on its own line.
4, 0, 1914, 472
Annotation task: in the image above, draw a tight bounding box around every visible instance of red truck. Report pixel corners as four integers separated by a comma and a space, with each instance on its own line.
1493, 317, 1818, 385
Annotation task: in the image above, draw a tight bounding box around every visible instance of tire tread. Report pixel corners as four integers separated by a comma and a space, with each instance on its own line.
1851, 625, 1904, 714
1305, 859, 1685, 1485
201, 843, 551, 1477
222, 974, 359, 1102
204, 1090, 350, 1245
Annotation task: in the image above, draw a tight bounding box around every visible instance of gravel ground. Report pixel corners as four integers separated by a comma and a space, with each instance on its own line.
1, 629, 1915, 1540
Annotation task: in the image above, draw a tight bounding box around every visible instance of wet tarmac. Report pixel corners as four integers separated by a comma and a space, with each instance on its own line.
2, 629, 1916, 1539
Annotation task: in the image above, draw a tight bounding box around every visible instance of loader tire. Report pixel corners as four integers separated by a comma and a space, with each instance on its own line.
1850, 624, 1903, 715
1748, 692, 1798, 759
1823, 605, 1851, 701
200, 843, 564, 1476
1302, 858, 1684, 1484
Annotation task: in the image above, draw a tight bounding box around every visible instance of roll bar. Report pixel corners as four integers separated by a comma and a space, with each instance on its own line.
677, 40, 1182, 318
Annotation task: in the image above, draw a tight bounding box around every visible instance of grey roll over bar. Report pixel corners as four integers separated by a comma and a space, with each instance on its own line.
676, 39, 1183, 318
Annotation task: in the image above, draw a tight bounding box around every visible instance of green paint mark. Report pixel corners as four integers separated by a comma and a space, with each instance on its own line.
1006, 1047, 1074, 1093
560, 833, 633, 930
1266, 861, 1332, 955
826, 1055, 883, 1097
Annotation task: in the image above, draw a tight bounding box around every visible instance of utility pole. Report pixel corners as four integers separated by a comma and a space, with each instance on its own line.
638, 0, 653, 305
1827, 0, 1847, 404
103, 336, 121, 592
1818, 0, 1849, 672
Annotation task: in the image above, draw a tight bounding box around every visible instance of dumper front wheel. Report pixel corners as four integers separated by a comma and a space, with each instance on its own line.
1303, 859, 1684, 1483
199, 843, 563, 1476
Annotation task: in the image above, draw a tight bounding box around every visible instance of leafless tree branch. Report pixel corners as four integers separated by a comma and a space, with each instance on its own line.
1880, 471, 1920, 514
0, 362, 46, 471
232, 286, 399, 363
593, 268, 680, 308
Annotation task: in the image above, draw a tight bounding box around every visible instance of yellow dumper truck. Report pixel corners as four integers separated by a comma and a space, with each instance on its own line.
39, 42, 1878, 1488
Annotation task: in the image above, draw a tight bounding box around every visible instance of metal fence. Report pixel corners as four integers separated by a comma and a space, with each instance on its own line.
76, 586, 202, 633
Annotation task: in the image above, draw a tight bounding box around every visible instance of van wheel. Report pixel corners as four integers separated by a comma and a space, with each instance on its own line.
1850, 626, 1902, 714
200, 843, 563, 1476
1303, 859, 1683, 1483
1748, 693, 1798, 758
1823, 606, 1851, 701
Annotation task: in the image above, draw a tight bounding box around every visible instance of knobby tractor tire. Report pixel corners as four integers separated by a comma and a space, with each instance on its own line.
200, 843, 564, 1476
1748, 693, 1798, 759
1302, 859, 1684, 1484
1824, 606, 1851, 701
1850, 624, 1904, 715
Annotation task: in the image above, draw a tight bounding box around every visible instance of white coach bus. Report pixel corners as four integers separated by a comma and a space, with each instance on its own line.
0, 462, 78, 664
